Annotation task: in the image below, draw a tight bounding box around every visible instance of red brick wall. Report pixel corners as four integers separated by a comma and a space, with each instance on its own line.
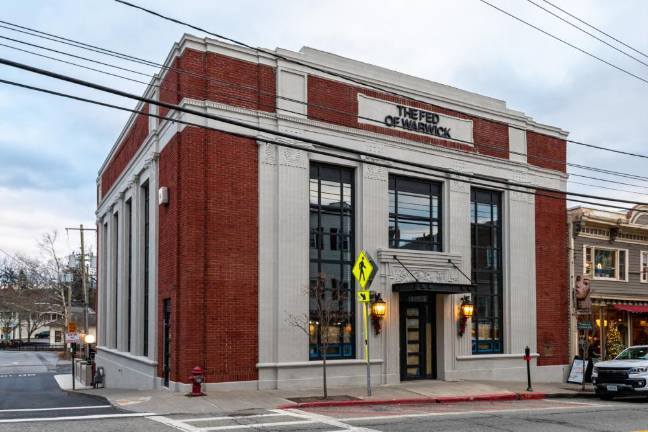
157, 133, 180, 381
158, 48, 276, 118
157, 127, 259, 384
535, 192, 569, 366
101, 104, 149, 196
527, 131, 566, 173
308, 76, 509, 159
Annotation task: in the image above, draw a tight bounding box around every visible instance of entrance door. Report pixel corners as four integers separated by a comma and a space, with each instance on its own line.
163, 298, 171, 387
400, 293, 436, 380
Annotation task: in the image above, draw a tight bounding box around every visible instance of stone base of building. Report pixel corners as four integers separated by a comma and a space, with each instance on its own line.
257, 360, 391, 390
95, 346, 158, 390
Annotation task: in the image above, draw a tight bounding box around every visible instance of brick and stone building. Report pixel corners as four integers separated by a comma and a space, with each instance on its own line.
95, 35, 570, 391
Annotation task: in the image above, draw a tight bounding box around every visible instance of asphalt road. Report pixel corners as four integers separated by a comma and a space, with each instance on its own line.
0, 350, 158, 428
2, 350, 648, 431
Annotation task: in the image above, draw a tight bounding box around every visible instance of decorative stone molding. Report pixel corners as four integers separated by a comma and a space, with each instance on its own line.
366, 142, 385, 156
259, 142, 278, 165
510, 188, 534, 203
390, 266, 459, 284
449, 179, 470, 194
279, 147, 307, 169
364, 164, 388, 182
377, 249, 468, 285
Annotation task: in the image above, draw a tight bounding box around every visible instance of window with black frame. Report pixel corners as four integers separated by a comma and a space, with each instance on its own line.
389, 175, 442, 251
470, 188, 503, 354
309, 163, 355, 360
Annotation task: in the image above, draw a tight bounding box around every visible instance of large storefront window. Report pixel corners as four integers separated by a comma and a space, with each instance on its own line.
309, 163, 355, 360
388, 175, 442, 251
471, 188, 503, 354
583, 246, 628, 281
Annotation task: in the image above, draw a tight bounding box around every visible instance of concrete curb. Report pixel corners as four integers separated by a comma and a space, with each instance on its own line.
277, 391, 549, 409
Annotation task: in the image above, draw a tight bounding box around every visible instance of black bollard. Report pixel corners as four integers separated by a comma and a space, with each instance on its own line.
524, 346, 533, 392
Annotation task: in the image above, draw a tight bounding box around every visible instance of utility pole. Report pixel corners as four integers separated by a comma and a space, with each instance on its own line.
66, 224, 96, 360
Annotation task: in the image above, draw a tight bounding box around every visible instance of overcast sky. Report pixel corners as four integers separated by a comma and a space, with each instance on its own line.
1, 0, 647, 258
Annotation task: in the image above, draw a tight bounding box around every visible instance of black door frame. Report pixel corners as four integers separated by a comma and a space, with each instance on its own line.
163, 298, 171, 387
399, 293, 437, 380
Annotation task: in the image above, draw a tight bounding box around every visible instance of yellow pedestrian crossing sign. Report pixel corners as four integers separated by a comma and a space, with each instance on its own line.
352, 250, 377, 290
358, 290, 370, 303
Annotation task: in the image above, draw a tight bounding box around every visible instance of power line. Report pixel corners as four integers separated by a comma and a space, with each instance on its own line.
4, 17, 648, 164
477, 0, 648, 86
569, 173, 648, 191
110, 0, 648, 160
525, 0, 648, 69
1, 56, 647, 212
538, 0, 648, 60
0, 74, 644, 215
0, 42, 152, 86
0, 34, 149, 77
0, 20, 160, 68
2, 32, 648, 189
568, 180, 648, 197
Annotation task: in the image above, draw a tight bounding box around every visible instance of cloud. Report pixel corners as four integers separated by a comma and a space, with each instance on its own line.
0, 0, 646, 256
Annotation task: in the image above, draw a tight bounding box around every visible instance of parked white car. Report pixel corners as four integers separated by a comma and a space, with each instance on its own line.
592, 345, 648, 399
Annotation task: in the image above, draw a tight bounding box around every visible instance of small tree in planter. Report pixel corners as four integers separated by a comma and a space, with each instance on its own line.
288, 272, 351, 400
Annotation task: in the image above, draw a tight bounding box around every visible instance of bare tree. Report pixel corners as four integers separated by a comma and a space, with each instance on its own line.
0, 288, 19, 341
14, 289, 58, 342
0, 253, 63, 343
0, 259, 23, 341
38, 231, 71, 353
287, 272, 351, 399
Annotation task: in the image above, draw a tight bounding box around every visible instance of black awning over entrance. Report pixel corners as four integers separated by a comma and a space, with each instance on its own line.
392, 282, 474, 294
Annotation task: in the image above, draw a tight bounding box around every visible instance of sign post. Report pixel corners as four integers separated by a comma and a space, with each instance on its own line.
352, 250, 377, 397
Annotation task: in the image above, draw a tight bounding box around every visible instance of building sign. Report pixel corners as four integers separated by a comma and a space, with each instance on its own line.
574, 275, 592, 314
567, 358, 589, 384
65, 332, 80, 344
357, 94, 474, 144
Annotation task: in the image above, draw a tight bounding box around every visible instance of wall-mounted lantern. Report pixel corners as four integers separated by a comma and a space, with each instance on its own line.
370, 293, 387, 335
458, 296, 474, 337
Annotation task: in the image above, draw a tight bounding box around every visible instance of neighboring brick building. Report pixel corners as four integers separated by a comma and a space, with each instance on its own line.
95, 35, 570, 391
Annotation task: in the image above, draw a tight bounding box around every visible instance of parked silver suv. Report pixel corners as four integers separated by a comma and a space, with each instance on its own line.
592, 345, 648, 399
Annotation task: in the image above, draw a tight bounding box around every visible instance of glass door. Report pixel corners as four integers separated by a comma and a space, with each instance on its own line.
400, 294, 436, 380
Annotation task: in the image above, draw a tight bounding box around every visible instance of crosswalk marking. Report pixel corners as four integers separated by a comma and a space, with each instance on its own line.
0, 412, 155, 423
148, 408, 380, 432
176, 413, 284, 423
0, 405, 111, 413
200, 419, 316, 431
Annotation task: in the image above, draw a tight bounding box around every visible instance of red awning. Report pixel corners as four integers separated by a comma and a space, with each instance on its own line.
613, 304, 648, 313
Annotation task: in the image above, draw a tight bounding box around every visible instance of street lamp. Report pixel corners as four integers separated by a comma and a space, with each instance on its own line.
458, 296, 475, 336
370, 293, 387, 335
84, 334, 95, 363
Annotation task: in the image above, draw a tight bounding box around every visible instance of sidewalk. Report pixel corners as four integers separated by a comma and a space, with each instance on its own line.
75, 380, 595, 415
54, 373, 92, 390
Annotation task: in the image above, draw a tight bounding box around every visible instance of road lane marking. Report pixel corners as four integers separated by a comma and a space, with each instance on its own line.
0, 412, 155, 423
0, 405, 112, 413
336, 403, 618, 422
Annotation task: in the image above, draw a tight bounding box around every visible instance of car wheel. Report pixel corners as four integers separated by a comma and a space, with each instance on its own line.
599, 394, 613, 401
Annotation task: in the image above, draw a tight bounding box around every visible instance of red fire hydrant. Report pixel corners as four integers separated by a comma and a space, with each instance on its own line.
189, 366, 205, 397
